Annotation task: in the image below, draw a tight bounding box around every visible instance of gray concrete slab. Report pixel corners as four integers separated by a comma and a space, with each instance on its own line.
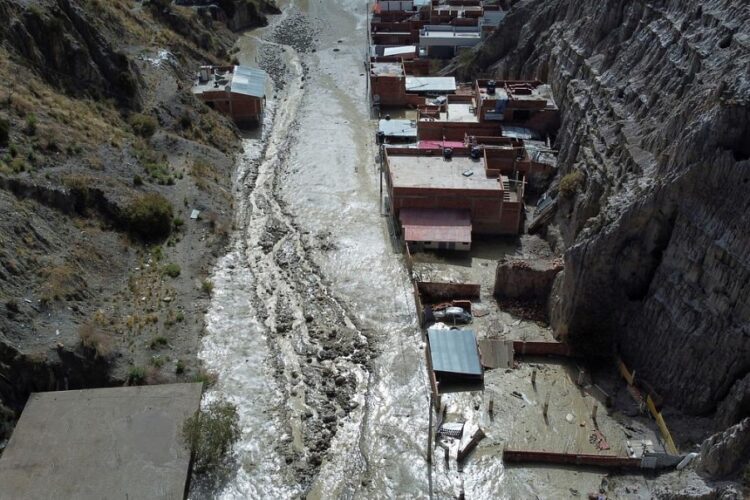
0, 383, 203, 500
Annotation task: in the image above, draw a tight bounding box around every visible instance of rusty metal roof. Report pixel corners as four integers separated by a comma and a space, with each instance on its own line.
400, 208, 471, 243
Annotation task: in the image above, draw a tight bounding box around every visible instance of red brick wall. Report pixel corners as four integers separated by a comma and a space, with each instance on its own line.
371, 75, 406, 105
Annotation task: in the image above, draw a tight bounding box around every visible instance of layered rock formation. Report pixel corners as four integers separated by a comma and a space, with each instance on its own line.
699, 417, 750, 478
463, 0, 750, 421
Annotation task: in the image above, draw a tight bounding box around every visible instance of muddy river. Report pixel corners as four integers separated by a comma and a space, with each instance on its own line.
196, 0, 621, 498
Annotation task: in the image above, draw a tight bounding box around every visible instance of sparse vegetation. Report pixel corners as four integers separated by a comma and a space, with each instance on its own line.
150, 335, 169, 349
175, 359, 186, 374
559, 170, 585, 198
24, 114, 37, 135
194, 368, 218, 387
129, 113, 157, 138
128, 365, 147, 385
179, 111, 193, 129
201, 279, 214, 296
150, 354, 166, 368
163, 262, 181, 278
182, 399, 240, 474
0, 118, 8, 146
124, 193, 173, 241
78, 322, 113, 358
190, 159, 217, 191
133, 174, 144, 186
40, 264, 81, 304
5, 299, 19, 317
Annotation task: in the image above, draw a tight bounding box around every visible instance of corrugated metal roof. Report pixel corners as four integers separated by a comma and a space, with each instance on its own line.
400, 208, 471, 243
428, 329, 482, 375
230, 65, 268, 98
405, 76, 456, 93
501, 125, 542, 140
383, 45, 416, 57
379, 119, 417, 138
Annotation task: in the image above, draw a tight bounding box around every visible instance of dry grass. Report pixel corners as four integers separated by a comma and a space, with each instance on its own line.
190, 159, 219, 191
78, 322, 114, 358
559, 170, 585, 198
39, 264, 83, 304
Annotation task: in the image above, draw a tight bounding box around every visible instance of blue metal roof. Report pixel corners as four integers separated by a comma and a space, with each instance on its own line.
428, 329, 482, 376
230, 65, 268, 98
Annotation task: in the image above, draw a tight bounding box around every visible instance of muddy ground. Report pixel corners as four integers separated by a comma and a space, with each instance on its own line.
192, 1, 676, 499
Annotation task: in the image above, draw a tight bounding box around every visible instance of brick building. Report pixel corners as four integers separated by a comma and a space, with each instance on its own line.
385, 148, 525, 250
192, 65, 268, 125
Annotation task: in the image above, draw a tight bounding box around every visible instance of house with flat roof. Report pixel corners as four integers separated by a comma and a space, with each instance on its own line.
192, 65, 268, 125
385, 147, 525, 250
475, 79, 559, 133
416, 80, 559, 138
370, 59, 454, 106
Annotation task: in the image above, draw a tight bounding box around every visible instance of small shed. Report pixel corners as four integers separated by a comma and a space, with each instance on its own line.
378, 119, 417, 142
427, 328, 484, 393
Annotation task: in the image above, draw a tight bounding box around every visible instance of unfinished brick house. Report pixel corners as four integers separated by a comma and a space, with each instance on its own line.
192, 65, 268, 125
385, 147, 526, 251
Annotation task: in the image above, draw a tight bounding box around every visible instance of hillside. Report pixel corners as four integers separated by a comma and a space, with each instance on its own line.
0, 0, 275, 440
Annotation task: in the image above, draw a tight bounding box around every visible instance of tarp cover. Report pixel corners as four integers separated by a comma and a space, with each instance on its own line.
428, 328, 482, 375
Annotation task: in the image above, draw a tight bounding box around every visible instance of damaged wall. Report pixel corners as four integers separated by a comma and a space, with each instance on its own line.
463, 0, 750, 421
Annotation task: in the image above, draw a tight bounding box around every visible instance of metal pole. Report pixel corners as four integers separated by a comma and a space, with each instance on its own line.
427, 394, 434, 463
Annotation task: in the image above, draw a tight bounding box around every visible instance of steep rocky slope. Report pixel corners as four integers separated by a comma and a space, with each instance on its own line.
460, 0, 750, 427
0, 0, 275, 443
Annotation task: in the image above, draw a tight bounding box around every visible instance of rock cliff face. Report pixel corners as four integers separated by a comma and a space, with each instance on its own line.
0, 0, 142, 106
464, 0, 750, 421
699, 417, 750, 478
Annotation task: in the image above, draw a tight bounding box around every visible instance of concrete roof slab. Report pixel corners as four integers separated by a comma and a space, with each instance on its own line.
0, 383, 203, 500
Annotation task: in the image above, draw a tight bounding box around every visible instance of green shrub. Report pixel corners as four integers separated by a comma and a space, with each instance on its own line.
24, 114, 37, 135
129, 113, 157, 138
193, 368, 217, 387
559, 170, 585, 198
163, 263, 181, 278
124, 193, 173, 241
133, 174, 143, 186
182, 399, 240, 474
128, 365, 146, 385
201, 279, 214, 296
150, 335, 169, 349
9, 157, 25, 173
0, 118, 8, 147
179, 111, 193, 129
175, 359, 186, 374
